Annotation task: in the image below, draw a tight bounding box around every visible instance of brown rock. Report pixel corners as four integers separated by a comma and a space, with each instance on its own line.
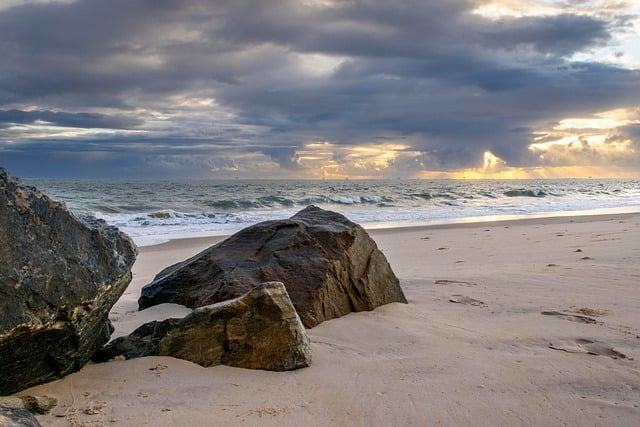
95, 282, 311, 371
138, 206, 406, 327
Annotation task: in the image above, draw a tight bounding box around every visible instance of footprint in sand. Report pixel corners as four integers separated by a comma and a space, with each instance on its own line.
569, 307, 610, 317
541, 307, 610, 324
449, 294, 486, 307
540, 310, 598, 324
435, 279, 477, 287
549, 338, 631, 360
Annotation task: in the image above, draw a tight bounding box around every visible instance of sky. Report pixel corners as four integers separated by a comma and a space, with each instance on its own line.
0, 0, 639, 179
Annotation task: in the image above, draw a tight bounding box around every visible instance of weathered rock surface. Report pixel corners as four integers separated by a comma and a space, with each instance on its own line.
0, 406, 41, 427
95, 282, 311, 370
0, 396, 57, 415
0, 168, 137, 395
139, 205, 406, 328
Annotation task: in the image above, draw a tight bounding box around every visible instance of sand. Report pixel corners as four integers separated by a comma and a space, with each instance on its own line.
22, 213, 640, 426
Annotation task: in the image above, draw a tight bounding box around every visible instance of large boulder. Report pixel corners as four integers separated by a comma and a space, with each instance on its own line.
95, 282, 312, 371
0, 168, 137, 395
139, 205, 406, 328
0, 406, 41, 427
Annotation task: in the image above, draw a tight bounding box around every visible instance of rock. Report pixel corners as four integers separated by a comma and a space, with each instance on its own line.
0, 407, 41, 427
95, 282, 311, 371
0, 168, 137, 395
0, 396, 57, 415
0, 397, 54, 417
139, 206, 406, 327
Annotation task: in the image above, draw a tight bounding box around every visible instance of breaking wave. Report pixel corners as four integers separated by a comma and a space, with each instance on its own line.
26, 178, 640, 245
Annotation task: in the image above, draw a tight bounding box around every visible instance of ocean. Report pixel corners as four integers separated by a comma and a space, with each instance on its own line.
24, 178, 640, 246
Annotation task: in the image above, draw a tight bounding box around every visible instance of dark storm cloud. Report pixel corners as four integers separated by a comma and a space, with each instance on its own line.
261, 146, 302, 169
0, 109, 142, 129
605, 123, 640, 150
477, 13, 612, 56
0, 0, 638, 177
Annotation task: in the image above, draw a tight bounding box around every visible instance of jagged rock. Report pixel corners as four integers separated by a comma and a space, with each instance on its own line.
139, 206, 406, 327
0, 168, 137, 395
0, 396, 57, 415
0, 406, 41, 427
95, 282, 311, 370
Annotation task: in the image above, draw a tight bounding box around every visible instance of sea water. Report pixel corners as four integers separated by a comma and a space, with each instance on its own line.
25, 178, 640, 246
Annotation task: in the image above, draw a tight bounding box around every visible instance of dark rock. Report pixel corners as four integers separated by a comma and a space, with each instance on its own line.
94, 317, 181, 362
0, 168, 137, 395
138, 206, 406, 328
96, 282, 311, 370
0, 406, 41, 427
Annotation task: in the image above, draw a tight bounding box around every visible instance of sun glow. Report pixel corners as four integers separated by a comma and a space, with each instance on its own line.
471, 0, 559, 20
446, 151, 529, 179
291, 141, 422, 179
526, 108, 640, 177
529, 109, 638, 153
472, 3, 523, 20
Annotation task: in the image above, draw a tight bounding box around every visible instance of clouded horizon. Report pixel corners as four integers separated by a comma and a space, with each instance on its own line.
1, 0, 639, 179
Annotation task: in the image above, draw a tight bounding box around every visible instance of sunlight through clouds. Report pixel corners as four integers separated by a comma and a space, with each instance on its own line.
527, 107, 640, 177
530, 108, 639, 152
295, 53, 346, 77
442, 151, 529, 180
292, 141, 423, 179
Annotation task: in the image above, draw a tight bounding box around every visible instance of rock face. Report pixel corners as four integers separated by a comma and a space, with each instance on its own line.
96, 282, 311, 371
0, 396, 57, 415
0, 406, 41, 427
0, 168, 137, 395
139, 205, 406, 328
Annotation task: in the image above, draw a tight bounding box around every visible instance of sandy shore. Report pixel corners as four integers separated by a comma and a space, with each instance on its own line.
23, 213, 640, 426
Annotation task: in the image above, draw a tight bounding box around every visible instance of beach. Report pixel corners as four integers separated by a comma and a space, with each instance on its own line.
23, 213, 640, 426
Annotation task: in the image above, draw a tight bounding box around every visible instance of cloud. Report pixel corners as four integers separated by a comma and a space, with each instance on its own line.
473, 11, 615, 54
0, 0, 639, 178
0, 109, 143, 129
526, 107, 640, 175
